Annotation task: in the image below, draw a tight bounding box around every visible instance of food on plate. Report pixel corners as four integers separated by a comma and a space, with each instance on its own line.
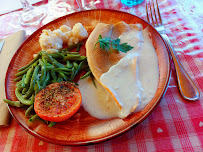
4, 22, 90, 126
39, 23, 88, 53
80, 21, 159, 119
34, 81, 82, 122
94, 34, 134, 53
86, 21, 143, 82
9, 50, 89, 126
5, 20, 159, 126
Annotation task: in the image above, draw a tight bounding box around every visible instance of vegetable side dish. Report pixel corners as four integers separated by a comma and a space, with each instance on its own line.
4, 23, 90, 127
34, 81, 82, 122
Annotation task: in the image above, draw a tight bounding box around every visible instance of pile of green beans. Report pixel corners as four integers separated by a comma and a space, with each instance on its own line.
4, 47, 91, 127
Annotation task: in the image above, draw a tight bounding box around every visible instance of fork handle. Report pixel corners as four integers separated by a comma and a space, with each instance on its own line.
162, 34, 200, 101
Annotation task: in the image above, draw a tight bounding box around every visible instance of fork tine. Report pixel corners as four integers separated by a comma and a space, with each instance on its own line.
149, 1, 155, 26
152, 0, 158, 26
146, 3, 150, 23
156, 0, 163, 25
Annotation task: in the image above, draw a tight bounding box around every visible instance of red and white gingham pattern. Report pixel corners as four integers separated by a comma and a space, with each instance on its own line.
0, 0, 203, 151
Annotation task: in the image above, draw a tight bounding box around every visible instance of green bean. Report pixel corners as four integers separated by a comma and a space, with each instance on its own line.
80, 71, 92, 79
39, 59, 43, 66
3, 99, 22, 107
42, 72, 50, 88
48, 122, 56, 127
16, 80, 22, 89
21, 74, 26, 88
41, 51, 64, 68
50, 70, 57, 81
69, 67, 75, 81
56, 52, 65, 58
24, 66, 34, 85
49, 53, 64, 59
45, 72, 50, 83
78, 56, 86, 61
31, 94, 35, 102
25, 104, 34, 117
61, 71, 71, 76
60, 51, 80, 56
23, 65, 40, 99
56, 74, 63, 82
67, 51, 80, 54
28, 114, 39, 122
45, 66, 55, 70
15, 67, 29, 77
59, 71, 67, 81
34, 80, 41, 95
52, 67, 72, 72
45, 62, 52, 66
14, 75, 23, 82
34, 84, 38, 96
22, 87, 28, 95
63, 54, 86, 62
70, 61, 84, 80
59, 44, 78, 52
66, 60, 72, 68
21, 67, 34, 94
44, 66, 54, 70
59, 48, 69, 52
63, 54, 81, 61
76, 42, 83, 52
41, 55, 47, 64
15, 88, 33, 105
39, 60, 46, 85
18, 53, 41, 71
15, 60, 39, 77
59, 76, 64, 82
73, 62, 78, 70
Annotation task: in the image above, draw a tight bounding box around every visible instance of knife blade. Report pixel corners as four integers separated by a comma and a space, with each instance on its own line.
0, 40, 5, 53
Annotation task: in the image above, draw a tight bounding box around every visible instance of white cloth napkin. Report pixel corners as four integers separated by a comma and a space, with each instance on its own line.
0, 30, 25, 127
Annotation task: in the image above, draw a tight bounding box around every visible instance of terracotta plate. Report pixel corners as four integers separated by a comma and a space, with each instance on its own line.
5, 9, 170, 145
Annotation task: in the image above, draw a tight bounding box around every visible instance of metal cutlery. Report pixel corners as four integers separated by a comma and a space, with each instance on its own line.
0, 40, 5, 53
146, 0, 200, 101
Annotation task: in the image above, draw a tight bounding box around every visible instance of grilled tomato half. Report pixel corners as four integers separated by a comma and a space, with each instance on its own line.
34, 81, 82, 122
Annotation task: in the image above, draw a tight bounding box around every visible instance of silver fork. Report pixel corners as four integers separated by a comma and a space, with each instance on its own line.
146, 0, 200, 101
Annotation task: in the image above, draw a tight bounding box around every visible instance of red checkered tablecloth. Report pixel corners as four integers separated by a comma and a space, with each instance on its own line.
0, 0, 202, 151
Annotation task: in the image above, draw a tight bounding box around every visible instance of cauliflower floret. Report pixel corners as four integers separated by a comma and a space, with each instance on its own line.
39, 23, 87, 53
62, 31, 72, 43
39, 33, 53, 51
39, 29, 63, 51
64, 31, 73, 39
72, 23, 88, 41
73, 37, 79, 44
53, 29, 69, 42
68, 37, 74, 46
53, 29, 65, 39
67, 37, 80, 46
60, 25, 71, 33
51, 32, 63, 49
42, 29, 53, 36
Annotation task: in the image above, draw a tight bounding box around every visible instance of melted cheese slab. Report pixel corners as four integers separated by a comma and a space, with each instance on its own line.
80, 26, 159, 119
100, 54, 141, 118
